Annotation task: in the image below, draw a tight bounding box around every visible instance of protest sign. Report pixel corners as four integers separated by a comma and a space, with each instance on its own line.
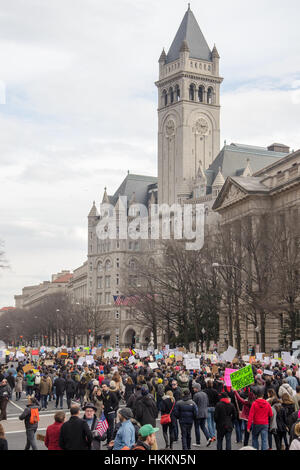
31, 350, 39, 356
149, 362, 159, 370
77, 357, 85, 366
155, 354, 163, 360
185, 358, 200, 370
128, 356, 136, 364
86, 355, 94, 365
44, 360, 54, 366
212, 365, 219, 375
263, 357, 270, 364
175, 355, 183, 362
249, 356, 256, 364
230, 365, 255, 391
205, 367, 211, 373
256, 353, 263, 361
221, 346, 237, 363
263, 370, 273, 376
224, 368, 236, 387
139, 350, 149, 359
23, 364, 34, 374
282, 352, 293, 365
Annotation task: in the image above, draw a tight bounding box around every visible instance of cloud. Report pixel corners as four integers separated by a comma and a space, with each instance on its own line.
0, 0, 300, 306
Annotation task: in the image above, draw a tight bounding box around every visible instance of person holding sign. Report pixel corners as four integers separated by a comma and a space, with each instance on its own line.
247, 387, 273, 451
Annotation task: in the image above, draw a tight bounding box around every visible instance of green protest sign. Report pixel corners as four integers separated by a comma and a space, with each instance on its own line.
230, 365, 254, 391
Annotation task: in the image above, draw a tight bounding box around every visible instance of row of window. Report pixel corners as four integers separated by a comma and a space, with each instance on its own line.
162, 85, 214, 106
165, 62, 211, 74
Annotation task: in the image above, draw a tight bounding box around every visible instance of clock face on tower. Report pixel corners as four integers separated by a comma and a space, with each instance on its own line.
195, 118, 208, 135
165, 119, 175, 137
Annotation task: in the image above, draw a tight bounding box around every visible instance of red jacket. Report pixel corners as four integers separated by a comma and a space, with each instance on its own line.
45, 422, 64, 450
247, 399, 273, 431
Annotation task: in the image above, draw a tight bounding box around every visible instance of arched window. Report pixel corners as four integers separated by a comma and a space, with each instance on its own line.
97, 261, 103, 272
169, 87, 174, 104
175, 85, 180, 101
207, 87, 213, 104
105, 259, 112, 271
198, 86, 204, 103
163, 90, 167, 106
189, 84, 195, 101
129, 259, 136, 271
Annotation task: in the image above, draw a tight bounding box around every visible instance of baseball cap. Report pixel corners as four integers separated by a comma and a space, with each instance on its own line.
139, 424, 159, 437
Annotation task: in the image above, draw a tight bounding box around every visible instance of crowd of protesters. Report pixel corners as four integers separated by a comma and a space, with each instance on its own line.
0, 350, 300, 451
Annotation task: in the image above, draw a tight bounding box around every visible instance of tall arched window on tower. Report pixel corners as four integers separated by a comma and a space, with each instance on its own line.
163, 90, 167, 107
189, 84, 195, 101
207, 87, 213, 104
175, 85, 180, 101
198, 85, 204, 102
169, 87, 174, 104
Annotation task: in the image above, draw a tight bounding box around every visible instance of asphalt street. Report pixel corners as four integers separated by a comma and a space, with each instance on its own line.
1, 395, 244, 451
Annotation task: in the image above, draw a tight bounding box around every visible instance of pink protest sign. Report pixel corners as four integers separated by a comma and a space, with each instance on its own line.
224, 368, 236, 387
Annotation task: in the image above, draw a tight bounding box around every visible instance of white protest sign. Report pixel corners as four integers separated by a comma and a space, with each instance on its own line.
185, 358, 200, 370
263, 357, 270, 364
139, 350, 149, 359
256, 353, 263, 361
86, 355, 94, 365
128, 356, 136, 364
77, 357, 85, 366
149, 362, 159, 370
104, 351, 113, 359
263, 370, 273, 376
112, 366, 118, 372
221, 346, 237, 363
282, 352, 293, 365
242, 355, 250, 362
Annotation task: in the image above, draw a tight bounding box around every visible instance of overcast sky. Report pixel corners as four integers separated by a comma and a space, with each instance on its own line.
0, 0, 300, 307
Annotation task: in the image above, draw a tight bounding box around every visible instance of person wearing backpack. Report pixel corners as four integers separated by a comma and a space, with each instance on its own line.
19, 396, 41, 450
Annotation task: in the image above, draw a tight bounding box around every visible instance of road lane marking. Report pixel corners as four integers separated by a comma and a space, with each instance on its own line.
9, 400, 24, 411
5, 428, 47, 435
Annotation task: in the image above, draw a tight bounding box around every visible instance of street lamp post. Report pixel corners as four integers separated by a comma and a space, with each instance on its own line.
201, 328, 206, 352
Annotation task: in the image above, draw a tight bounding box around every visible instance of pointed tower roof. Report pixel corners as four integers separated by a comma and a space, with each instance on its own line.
196, 160, 207, 181
88, 201, 99, 217
102, 187, 110, 204
212, 44, 220, 59
166, 7, 212, 64
212, 167, 225, 187
159, 48, 167, 63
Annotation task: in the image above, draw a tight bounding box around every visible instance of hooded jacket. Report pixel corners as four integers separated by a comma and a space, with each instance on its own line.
134, 393, 158, 427
19, 403, 41, 430
214, 398, 237, 433
247, 399, 273, 431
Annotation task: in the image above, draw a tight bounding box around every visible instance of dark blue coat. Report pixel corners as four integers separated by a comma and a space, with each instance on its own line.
174, 396, 198, 425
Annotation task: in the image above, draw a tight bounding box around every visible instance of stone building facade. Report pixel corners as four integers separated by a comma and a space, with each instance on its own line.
213, 149, 300, 354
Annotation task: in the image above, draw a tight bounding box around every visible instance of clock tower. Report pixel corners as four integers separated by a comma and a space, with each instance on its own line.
156, 6, 223, 205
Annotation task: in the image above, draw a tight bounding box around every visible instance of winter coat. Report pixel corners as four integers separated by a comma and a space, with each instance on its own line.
0, 383, 12, 400
204, 387, 219, 407
234, 391, 254, 421
214, 398, 237, 434
135, 393, 158, 427
124, 383, 135, 404
15, 375, 24, 393
247, 399, 273, 431
54, 377, 66, 395
174, 395, 198, 425
278, 383, 294, 399
59, 416, 93, 451
193, 391, 209, 419
83, 413, 106, 450
40, 377, 52, 396
45, 421, 64, 450
274, 404, 288, 433
6, 375, 15, 390
19, 403, 41, 430
65, 378, 76, 396
102, 390, 119, 415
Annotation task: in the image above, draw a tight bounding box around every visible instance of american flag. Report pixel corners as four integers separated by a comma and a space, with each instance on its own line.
113, 295, 140, 306
96, 412, 109, 437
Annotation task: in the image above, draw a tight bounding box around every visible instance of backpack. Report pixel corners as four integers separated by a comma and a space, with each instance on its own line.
29, 408, 40, 425
35, 375, 41, 385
